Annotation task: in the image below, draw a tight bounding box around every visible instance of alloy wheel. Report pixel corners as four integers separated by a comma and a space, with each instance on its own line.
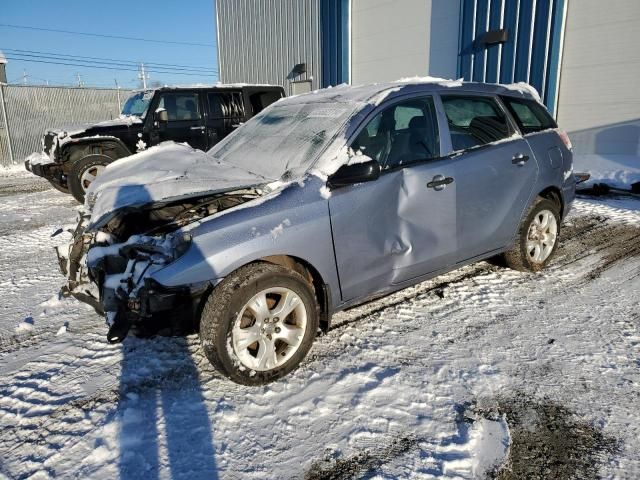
232, 287, 307, 371
80, 165, 106, 192
526, 209, 558, 263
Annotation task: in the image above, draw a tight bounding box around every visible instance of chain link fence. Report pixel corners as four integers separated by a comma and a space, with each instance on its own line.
0, 84, 132, 167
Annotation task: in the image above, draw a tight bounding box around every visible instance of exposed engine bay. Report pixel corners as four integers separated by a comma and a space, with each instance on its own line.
57, 187, 264, 342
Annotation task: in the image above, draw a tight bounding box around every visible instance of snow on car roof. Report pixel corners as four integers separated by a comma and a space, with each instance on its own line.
279, 77, 541, 107
131, 83, 281, 94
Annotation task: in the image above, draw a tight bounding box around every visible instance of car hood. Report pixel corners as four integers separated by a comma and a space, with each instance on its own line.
48, 116, 143, 137
85, 141, 279, 230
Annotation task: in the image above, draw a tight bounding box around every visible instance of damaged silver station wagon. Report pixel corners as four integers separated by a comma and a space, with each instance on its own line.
58, 79, 575, 385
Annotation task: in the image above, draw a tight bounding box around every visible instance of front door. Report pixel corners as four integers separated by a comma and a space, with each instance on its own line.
329, 96, 457, 302
151, 91, 208, 150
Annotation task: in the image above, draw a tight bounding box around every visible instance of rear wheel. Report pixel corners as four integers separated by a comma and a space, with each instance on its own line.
503, 197, 561, 272
199, 262, 319, 385
68, 154, 112, 203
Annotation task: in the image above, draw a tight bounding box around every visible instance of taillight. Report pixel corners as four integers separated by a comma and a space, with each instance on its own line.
556, 128, 573, 151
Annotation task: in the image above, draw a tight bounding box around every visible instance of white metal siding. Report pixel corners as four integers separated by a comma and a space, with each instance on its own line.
350, 0, 430, 84
557, 0, 640, 161
428, 0, 461, 79
216, 0, 322, 93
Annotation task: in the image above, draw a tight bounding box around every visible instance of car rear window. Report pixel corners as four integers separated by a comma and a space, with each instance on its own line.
440, 95, 512, 151
500, 96, 557, 134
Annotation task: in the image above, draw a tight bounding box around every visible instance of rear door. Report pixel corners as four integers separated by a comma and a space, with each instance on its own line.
152, 91, 207, 150
439, 94, 539, 261
205, 90, 245, 149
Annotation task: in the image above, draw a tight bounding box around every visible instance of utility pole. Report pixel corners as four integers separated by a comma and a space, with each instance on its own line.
114, 78, 122, 109
138, 63, 149, 89
76, 73, 84, 87
22, 69, 27, 85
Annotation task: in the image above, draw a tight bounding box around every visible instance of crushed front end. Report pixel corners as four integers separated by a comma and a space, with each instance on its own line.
57, 188, 263, 342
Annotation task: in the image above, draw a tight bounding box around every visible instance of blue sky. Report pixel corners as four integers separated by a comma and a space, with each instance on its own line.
0, 0, 218, 88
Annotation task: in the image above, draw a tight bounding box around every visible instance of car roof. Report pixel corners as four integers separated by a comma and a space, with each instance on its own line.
132, 83, 283, 94
279, 77, 542, 107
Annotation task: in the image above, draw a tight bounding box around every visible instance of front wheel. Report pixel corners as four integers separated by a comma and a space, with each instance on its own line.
199, 262, 319, 385
68, 155, 112, 203
503, 197, 561, 272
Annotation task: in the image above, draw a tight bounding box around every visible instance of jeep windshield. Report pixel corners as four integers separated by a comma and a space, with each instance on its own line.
121, 91, 153, 118
208, 100, 357, 179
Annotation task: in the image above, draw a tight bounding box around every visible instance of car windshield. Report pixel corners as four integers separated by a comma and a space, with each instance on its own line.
121, 91, 153, 118
208, 100, 357, 179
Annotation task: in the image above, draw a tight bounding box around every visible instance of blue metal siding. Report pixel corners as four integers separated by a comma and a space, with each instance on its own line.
514, 0, 534, 82
473, 0, 489, 81
321, 0, 350, 87
544, 0, 565, 113
458, 0, 565, 113
529, 0, 552, 92
485, 0, 504, 83
459, 0, 476, 81
499, 0, 519, 84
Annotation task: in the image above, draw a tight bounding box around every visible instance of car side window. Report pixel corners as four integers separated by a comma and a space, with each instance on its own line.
500, 96, 557, 135
157, 93, 201, 121
208, 92, 245, 118
351, 97, 440, 170
248, 90, 282, 115
441, 95, 511, 151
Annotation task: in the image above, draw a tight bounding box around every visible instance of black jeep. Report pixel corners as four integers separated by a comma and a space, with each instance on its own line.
25, 84, 285, 203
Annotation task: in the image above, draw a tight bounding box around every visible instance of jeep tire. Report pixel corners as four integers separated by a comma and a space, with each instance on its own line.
68, 154, 112, 204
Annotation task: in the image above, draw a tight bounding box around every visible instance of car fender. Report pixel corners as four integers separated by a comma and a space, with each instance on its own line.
62, 136, 132, 163
149, 177, 342, 310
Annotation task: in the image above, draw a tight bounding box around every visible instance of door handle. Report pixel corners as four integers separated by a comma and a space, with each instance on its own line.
427, 175, 454, 191
190, 126, 206, 131
512, 153, 530, 165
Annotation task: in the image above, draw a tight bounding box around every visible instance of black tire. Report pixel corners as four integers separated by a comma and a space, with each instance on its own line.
48, 180, 69, 194
200, 262, 319, 385
68, 154, 112, 204
503, 196, 561, 272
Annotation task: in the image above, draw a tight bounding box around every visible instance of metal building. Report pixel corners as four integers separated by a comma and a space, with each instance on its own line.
216, 0, 640, 170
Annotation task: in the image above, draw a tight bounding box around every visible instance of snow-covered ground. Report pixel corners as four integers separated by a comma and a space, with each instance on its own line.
0, 174, 639, 479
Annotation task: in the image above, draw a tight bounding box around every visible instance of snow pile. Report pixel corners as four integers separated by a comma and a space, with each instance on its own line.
25, 151, 54, 166
502, 82, 542, 102
574, 154, 640, 189
468, 415, 511, 477
395, 75, 464, 87
0, 163, 30, 178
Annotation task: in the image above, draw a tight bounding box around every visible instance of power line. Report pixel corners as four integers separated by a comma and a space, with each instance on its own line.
3, 56, 218, 77
1, 49, 218, 74
0, 23, 216, 48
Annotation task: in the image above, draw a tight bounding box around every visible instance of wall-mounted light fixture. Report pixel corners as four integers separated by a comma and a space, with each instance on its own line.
291, 63, 307, 76
478, 29, 509, 48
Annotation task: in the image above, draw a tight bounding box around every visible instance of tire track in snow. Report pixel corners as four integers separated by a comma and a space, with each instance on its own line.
1, 198, 639, 477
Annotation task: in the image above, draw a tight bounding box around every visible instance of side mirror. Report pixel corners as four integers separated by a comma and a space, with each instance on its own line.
155, 108, 168, 123
328, 159, 381, 189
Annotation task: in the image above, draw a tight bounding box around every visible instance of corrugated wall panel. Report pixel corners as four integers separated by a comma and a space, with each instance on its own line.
458, 0, 565, 113
216, 0, 322, 94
